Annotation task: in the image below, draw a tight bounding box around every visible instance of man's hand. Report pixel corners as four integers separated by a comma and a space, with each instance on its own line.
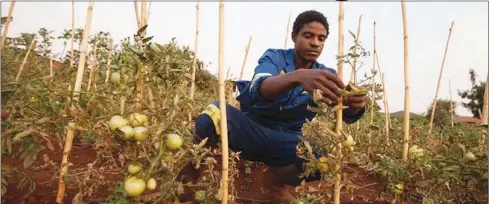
343, 83, 367, 116
295, 69, 345, 104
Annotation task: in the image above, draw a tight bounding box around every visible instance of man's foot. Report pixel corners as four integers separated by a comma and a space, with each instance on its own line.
263, 164, 302, 203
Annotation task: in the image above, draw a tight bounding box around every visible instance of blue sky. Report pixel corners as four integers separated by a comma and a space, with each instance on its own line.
2, 2, 488, 116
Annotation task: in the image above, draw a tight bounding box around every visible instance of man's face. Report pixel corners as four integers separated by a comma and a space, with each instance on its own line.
292, 21, 328, 62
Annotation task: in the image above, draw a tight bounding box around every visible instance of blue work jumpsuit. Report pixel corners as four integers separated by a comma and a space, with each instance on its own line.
194, 48, 365, 169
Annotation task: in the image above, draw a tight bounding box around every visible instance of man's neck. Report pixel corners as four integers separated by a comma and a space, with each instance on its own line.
294, 56, 312, 70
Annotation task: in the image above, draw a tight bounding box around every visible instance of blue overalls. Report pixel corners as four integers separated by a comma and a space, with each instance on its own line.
194, 48, 365, 168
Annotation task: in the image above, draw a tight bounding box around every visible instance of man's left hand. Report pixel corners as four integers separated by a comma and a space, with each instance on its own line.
343, 84, 367, 116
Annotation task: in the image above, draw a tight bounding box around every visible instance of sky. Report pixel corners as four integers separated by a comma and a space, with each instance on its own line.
1, 2, 488, 116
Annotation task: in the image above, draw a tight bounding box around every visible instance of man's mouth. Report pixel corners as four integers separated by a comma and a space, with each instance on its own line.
306, 51, 319, 56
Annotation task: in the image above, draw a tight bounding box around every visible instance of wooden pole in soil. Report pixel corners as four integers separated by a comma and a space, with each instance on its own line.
217, 1, 229, 203
349, 14, 362, 84
381, 73, 389, 145
14, 38, 36, 82
449, 79, 454, 127
284, 10, 291, 48
87, 43, 98, 92
375, 52, 391, 128
428, 21, 455, 133
70, 0, 75, 69
105, 39, 114, 84
134, 1, 148, 110
55, 122, 76, 204
369, 21, 377, 125
401, 0, 411, 162
72, 1, 94, 102
482, 72, 488, 125
233, 35, 253, 98
57, 3, 94, 202
1, 0, 15, 50
188, 1, 201, 121
134, 0, 141, 29
334, 2, 344, 204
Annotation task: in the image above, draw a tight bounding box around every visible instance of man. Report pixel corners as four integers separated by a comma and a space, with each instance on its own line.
179, 10, 367, 203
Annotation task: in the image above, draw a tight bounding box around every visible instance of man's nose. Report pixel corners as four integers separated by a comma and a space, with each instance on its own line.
310, 38, 320, 47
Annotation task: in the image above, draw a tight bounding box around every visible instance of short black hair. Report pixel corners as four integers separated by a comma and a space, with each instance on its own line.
292, 10, 330, 39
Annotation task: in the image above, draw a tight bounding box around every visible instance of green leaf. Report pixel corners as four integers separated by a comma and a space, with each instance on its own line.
137, 24, 148, 35
142, 36, 154, 44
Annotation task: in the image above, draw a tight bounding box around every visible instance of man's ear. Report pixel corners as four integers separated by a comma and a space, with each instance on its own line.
291, 32, 297, 43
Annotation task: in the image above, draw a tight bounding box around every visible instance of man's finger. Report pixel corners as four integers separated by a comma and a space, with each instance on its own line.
322, 71, 345, 89
317, 84, 338, 102
318, 77, 341, 97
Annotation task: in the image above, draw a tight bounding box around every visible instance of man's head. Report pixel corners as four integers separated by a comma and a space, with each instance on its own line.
291, 10, 329, 63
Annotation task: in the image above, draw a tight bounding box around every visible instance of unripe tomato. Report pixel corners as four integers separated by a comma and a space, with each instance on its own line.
124, 176, 146, 197
464, 151, 477, 161
110, 72, 121, 85
127, 163, 142, 174
133, 127, 149, 141
128, 113, 149, 127
119, 126, 135, 140
146, 178, 157, 190
165, 134, 183, 151
315, 156, 330, 173
109, 115, 129, 131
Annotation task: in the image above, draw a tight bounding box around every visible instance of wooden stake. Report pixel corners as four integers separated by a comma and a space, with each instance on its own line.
238, 36, 252, 81
369, 21, 377, 125
334, 2, 344, 204
15, 38, 36, 81
55, 122, 76, 204
482, 72, 488, 125
70, 0, 75, 69
428, 21, 455, 133
87, 43, 98, 92
375, 52, 391, 128
135, 1, 148, 109
401, 0, 411, 162
381, 73, 389, 145
449, 79, 454, 127
134, 0, 141, 28
72, 1, 94, 102
284, 10, 291, 48
1, 0, 15, 50
188, 1, 201, 121
50, 58, 53, 77
349, 14, 363, 84
105, 39, 114, 84
217, 1, 229, 203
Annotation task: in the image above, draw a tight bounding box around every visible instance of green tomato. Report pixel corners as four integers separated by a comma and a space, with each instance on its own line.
119, 126, 135, 140
343, 135, 354, 148
124, 176, 146, 197
127, 163, 142, 174
133, 127, 149, 141
110, 72, 121, 85
165, 134, 183, 151
128, 113, 149, 127
109, 115, 129, 131
146, 178, 157, 190
465, 151, 477, 161
315, 157, 330, 173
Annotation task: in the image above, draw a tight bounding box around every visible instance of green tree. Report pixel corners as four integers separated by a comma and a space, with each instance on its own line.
457, 69, 486, 118
426, 99, 455, 127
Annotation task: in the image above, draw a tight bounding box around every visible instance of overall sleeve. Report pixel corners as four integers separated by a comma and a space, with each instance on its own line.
249, 49, 281, 103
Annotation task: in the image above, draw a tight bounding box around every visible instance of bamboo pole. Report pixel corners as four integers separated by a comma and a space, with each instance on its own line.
238, 36, 252, 81
375, 52, 391, 128
50, 58, 53, 77
333, 2, 344, 204
87, 43, 98, 92
284, 10, 291, 48
72, 1, 94, 102
134, 0, 141, 29
482, 72, 488, 125
449, 79, 454, 127
105, 39, 114, 83
55, 122, 76, 204
428, 21, 455, 133
381, 73, 389, 145
1, 0, 15, 50
15, 39, 36, 81
134, 1, 148, 109
369, 21, 377, 125
217, 1, 229, 203
349, 14, 363, 84
70, 0, 75, 68
401, 0, 411, 162
188, 1, 201, 121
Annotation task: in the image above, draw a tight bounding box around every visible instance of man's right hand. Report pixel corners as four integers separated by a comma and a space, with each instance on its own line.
294, 69, 345, 104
